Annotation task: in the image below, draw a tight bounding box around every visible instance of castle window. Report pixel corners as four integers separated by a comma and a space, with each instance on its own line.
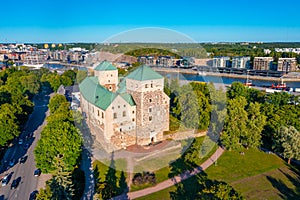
111, 74, 113, 77
109, 86, 112, 90
123, 111, 126, 117
149, 116, 152, 121
145, 84, 148, 88
132, 111, 135, 114
102, 112, 104, 118
113, 113, 117, 119
132, 118, 135, 122
112, 106, 114, 109
98, 110, 100, 116
120, 128, 122, 132
149, 108, 152, 112
149, 99, 152, 103
118, 105, 120, 108
151, 83, 153, 88
124, 104, 126, 108
108, 80, 111, 83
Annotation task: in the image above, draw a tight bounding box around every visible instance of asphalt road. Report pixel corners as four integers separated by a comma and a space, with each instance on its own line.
0, 89, 50, 200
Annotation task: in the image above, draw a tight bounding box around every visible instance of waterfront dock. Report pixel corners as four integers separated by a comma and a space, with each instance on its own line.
152, 67, 300, 82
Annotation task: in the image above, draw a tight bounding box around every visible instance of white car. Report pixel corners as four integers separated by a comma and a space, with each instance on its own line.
1, 175, 9, 186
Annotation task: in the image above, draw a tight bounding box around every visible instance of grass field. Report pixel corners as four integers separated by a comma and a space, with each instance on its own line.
130, 136, 217, 191
136, 149, 300, 200
93, 158, 127, 184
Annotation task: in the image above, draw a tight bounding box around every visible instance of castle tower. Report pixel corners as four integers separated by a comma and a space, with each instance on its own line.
94, 61, 118, 92
125, 65, 169, 145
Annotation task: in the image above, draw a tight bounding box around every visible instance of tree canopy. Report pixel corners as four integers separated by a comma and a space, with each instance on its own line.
35, 94, 82, 173
277, 126, 300, 164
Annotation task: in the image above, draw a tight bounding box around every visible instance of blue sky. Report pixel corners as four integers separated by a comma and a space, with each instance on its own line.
1, 0, 300, 43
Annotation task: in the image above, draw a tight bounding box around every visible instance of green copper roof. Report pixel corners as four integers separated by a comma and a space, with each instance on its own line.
79, 77, 117, 110
94, 61, 117, 71
120, 93, 135, 106
79, 76, 135, 110
126, 65, 163, 81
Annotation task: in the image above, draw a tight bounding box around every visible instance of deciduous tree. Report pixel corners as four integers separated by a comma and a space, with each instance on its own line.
278, 126, 300, 164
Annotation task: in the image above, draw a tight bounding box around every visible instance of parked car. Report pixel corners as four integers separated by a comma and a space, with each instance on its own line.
20, 155, 28, 164
11, 177, 21, 189
1, 174, 9, 186
29, 190, 38, 200
34, 169, 41, 177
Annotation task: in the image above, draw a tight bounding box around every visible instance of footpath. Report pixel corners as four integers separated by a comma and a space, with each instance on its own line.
113, 147, 225, 200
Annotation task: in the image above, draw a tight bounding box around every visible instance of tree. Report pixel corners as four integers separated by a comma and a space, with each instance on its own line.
36, 184, 52, 200
201, 181, 244, 200
195, 90, 211, 131
221, 97, 248, 150
227, 82, 248, 100
36, 158, 78, 200
20, 73, 41, 95
48, 94, 69, 114
62, 70, 76, 85
170, 174, 244, 200
244, 102, 266, 148
265, 92, 291, 106
173, 84, 199, 129
34, 120, 82, 173
0, 103, 20, 146
49, 157, 75, 200
278, 126, 300, 164
208, 83, 227, 141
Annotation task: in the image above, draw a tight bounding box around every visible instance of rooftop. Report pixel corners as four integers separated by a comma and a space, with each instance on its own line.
126, 65, 163, 81
94, 61, 117, 71
79, 76, 135, 110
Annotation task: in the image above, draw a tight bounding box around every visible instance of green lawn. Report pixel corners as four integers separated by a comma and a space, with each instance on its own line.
136, 149, 300, 200
93, 159, 127, 184
130, 136, 217, 191
205, 148, 285, 182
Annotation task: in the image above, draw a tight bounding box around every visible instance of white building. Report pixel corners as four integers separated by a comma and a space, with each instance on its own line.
231, 57, 250, 69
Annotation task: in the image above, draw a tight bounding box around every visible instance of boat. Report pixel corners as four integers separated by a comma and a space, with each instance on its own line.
23, 63, 44, 69
23, 54, 45, 69
244, 79, 253, 87
244, 72, 252, 87
198, 71, 206, 76
271, 77, 286, 90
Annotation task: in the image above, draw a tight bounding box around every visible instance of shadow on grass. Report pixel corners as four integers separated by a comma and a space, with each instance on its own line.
94, 152, 128, 200
168, 138, 196, 179
169, 172, 243, 200
266, 167, 300, 200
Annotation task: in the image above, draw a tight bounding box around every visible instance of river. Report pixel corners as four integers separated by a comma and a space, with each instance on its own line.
157, 71, 300, 88
42, 63, 300, 88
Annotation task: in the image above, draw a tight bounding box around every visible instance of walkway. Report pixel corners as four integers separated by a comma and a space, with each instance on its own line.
114, 146, 225, 200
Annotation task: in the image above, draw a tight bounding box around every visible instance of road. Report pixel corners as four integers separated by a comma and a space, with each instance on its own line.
0, 89, 50, 200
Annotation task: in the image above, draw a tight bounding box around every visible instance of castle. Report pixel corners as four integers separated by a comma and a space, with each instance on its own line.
79, 61, 169, 150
